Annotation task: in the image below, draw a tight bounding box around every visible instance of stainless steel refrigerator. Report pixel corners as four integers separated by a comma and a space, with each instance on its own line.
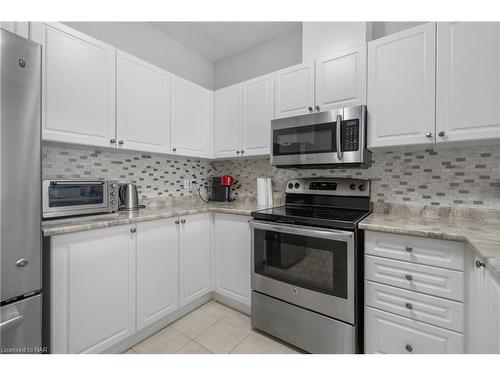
0, 29, 42, 353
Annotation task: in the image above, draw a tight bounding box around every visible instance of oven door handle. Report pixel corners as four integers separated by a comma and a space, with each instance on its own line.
249, 220, 353, 241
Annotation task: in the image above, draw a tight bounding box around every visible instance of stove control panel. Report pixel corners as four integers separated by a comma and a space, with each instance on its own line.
285, 178, 370, 197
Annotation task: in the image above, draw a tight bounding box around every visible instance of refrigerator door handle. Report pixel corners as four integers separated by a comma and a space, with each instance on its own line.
0, 314, 24, 333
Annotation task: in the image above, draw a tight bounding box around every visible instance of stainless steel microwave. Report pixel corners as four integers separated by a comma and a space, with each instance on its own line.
271, 105, 371, 168
42, 180, 119, 219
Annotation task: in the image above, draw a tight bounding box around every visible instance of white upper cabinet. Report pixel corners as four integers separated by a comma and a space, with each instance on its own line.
368, 23, 436, 148
31, 23, 116, 147
136, 218, 179, 331
1, 22, 29, 38
274, 62, 315, 119
315, 44, 367, 112
116, 50, 171, 154
214, 84, 241, 158
171, 74, 212, 158
241, 73, 274, 156
179, 214, 211, 307
436, 22, 500, 143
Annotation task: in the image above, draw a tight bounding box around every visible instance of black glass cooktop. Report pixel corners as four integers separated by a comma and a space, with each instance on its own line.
251, 205, 370, 230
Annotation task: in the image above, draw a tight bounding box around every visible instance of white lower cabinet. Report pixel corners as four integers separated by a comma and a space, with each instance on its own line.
213, 214, 251, 307
136, 218, 179, 331
49, 225, 136, 354
365, 307, 464, 354
1, 22, 29, 38
179, 213, 211, 307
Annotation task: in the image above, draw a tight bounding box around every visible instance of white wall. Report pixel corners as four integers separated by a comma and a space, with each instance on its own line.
213, 27, 302, 90
302, 22, 369, 61
64, 22, 214, 89
370, 22, 427, 40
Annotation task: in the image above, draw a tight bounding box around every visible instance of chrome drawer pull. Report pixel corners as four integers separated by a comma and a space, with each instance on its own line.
405, 302, 413, 310
405, 344, 413, 353
405, 245, 413, 253
405, 274, 413, 281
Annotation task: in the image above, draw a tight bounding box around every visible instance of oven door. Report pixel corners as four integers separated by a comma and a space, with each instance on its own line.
42, 180, 108, 218
250, 220, 355, 324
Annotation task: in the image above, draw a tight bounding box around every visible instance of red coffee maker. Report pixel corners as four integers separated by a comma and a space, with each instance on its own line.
211, 175, 235, 202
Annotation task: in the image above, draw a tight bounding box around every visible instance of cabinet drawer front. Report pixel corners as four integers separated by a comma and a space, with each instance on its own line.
365, 281, 464, 332
365, 255, 464, 301
365, 307, 464, 354
366, 231, 464, 271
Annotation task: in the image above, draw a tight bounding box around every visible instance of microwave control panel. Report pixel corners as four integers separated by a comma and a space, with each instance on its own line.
342, 120, 359, 152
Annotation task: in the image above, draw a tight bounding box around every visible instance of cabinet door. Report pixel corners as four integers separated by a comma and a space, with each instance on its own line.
50, 225, 136, 353
214, 214, 251, 306
179, 213, 211, 307
31, 23, 116, 147
436, 22, 500, 143
274, 62, 315, 119
214, 84, 241, 158
116, 50, 171, 154
367, 23, 436, 148
1, 22, 29, 38
171, 75, 212, 158
315, 44, 367, 112
136, 218, 178, 331
241, 73, 274, 156
466, 252, 500, 353
365, 307, 463, 354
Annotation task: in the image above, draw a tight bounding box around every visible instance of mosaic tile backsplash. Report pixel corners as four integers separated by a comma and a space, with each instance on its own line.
43, 142, 500, 208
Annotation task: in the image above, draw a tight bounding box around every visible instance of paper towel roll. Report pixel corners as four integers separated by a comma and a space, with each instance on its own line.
257, 177, 273, 207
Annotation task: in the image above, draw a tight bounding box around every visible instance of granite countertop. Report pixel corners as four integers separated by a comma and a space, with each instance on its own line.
42, 198, 274, 237
359, 204, 500, 278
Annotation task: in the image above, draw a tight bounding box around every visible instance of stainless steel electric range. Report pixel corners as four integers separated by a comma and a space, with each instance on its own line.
250, 177, 371, 354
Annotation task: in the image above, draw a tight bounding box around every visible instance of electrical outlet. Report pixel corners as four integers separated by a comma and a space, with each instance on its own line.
183, 178, 191, 190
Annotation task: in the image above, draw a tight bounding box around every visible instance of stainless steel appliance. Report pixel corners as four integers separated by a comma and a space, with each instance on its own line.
250, 178, 371, 353
271, 105, 371, 168
118, 183, 139, 211
42, 180, 119, 219
1, 30, 42, 353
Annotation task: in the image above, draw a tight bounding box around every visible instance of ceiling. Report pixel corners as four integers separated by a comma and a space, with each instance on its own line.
148, 22, 301, 62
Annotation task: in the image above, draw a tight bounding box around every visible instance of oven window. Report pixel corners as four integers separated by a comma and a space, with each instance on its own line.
273, 122, 337, 156
253, 228, 348, 298
48, 183, 104, 207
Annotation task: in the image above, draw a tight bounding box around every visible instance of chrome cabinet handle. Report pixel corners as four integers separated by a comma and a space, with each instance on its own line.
405, 302, 413, 310
16, 258, 29, 268
405, 344, 413, 353
405, 245, 413, 253
175, 220, 180, 224
405, 274, 413, 281
308, 106, 313, 112
181, 219, 186, 224
336, 114, 342, 161
476, 260, 486, 268
172, 147, 177, 152
425, 132, 433, 139
110, 139, 116, 144
315, 105, 320, 111
438, 131, 446, 137
236, 150, 240, 154
118, 140, 124, 145
241, 150, 245, 154
0, 314, 24, 333
130, 228, 136, 233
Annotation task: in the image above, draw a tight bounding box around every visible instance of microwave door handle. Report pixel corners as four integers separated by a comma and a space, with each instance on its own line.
336, 114, 342, 161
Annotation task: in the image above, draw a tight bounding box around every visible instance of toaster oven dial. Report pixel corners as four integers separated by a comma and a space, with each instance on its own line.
111, 183, 117, 188
110, 199, 116, 205
110, 191, 116, 196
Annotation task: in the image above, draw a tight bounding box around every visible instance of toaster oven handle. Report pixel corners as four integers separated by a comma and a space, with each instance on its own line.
50, 181, 105, 185
336, 113, 342, 161
249, 220, 353, 242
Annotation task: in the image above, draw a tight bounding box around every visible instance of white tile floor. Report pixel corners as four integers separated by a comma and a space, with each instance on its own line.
124, 300, 304, 354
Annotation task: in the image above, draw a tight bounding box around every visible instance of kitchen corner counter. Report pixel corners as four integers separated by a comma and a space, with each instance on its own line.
359, 211, 500, 279
42, 199, 271, 237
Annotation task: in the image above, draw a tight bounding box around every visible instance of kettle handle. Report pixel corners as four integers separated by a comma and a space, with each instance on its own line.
118, 184, 125, 206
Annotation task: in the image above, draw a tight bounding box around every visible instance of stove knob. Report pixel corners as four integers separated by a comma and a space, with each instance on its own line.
294, 183, 300, 189
349, 184, 357, 190
358, 184, 366, 191
288, 183, 293, 189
